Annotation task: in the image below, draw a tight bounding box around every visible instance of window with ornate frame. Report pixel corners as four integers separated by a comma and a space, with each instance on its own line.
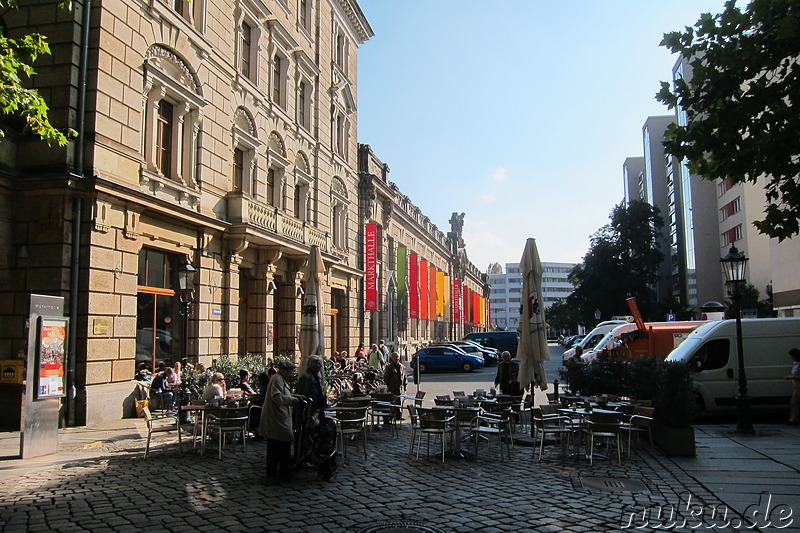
232, 107, 260, 196
267, 131, 289, 211
293, 152, 313, 222
272, 54, 286, 108
142, 45, 206, 196
241, 21, 253, 80
331, 176, 349, 250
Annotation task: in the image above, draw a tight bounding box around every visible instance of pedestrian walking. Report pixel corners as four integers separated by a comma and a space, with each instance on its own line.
368, 343, 384, 370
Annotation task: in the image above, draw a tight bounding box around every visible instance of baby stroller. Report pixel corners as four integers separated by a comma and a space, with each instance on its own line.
291, 398, 338, 481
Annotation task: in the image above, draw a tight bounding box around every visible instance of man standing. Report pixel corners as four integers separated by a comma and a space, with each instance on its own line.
383, 351, 407, 423
383, 352, 407, 396
261, 360, 303, 480
494, 351, 519, 395
295, 355, 326, 416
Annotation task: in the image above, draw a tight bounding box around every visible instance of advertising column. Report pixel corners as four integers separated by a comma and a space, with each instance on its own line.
23, 294, 68, 458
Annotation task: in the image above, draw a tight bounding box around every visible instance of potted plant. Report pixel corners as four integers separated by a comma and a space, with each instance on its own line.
651, 360, 698, 456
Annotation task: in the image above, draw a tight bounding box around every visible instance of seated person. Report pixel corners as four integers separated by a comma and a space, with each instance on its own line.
239, 369, 256, 397
134, 362, 152, 381
335, 351, 349, 370
202, 372, 226, 404
351, 373, 368, 397
150, 368, 175, 409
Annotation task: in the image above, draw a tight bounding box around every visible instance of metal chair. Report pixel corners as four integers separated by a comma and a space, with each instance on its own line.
416, 407, 456, 461
369, 396, 400, 437
469, 412, 512, 460
621, 406, 655, 458
530, 407, 572, 462
204, 406, 249, 459
406, 404, 421, 457
142, 406, 182, 458
582, 411, 622, 465
452, 390, 466, 398
335, 406, 368, 461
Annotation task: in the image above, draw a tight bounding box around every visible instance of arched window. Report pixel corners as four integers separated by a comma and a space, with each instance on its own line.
142, 45, 206, 196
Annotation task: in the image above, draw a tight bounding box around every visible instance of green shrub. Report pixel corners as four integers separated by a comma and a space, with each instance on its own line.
557, 357, 697, 427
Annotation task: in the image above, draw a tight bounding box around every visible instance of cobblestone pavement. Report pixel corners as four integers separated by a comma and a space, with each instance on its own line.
3, 415, 792, 533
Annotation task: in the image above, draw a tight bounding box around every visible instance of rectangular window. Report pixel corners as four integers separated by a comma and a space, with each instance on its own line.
298, 82, 308, 129
273, 55, 282, 106
233, 148, 244, 192
241, 22, 252, 79
294, 183, 302, 218
335, 33, 345, 68
156, 100, 173, 177
267, 168, 275, 205
299, 0, 309, 31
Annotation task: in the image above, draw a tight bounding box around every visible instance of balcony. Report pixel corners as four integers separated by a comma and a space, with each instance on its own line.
226, 193, 329, 252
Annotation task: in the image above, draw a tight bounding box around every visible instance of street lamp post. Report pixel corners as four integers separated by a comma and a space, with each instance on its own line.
720, 245, 754, 434
177, 255, 197, 366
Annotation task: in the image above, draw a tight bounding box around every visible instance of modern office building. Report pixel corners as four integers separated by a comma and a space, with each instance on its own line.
488, 262, 575, 331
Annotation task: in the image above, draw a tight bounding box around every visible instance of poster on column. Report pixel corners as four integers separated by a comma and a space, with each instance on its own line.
36, 317, 68, 399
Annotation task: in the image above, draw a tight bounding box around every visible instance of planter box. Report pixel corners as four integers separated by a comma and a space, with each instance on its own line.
653, 422, 696, 456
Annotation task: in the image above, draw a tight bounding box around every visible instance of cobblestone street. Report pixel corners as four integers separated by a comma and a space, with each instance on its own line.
4, 417, 795, 532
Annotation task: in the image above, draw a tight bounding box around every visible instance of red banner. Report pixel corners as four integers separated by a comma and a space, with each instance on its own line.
453, 279, 461, 324
409, 253, 419, 318
463, 286, 470, 325
365, 223, 378, 311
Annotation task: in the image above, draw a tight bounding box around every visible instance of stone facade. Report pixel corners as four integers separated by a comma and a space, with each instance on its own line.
0, 0, 373, 425
357, 145, 490, 359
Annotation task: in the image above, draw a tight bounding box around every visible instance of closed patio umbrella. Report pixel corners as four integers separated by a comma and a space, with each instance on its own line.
298, 245, 326, 375
517, 238, 549, 391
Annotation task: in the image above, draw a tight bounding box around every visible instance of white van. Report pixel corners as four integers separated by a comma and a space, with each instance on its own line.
562, 320, 628, 362
665, 318, 800, 413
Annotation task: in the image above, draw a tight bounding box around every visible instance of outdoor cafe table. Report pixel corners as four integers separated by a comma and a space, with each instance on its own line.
180, 399, 249, 452
432, 405, 480, 457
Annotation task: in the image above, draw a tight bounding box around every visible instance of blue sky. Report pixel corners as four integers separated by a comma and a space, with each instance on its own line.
356, 0, 727, 272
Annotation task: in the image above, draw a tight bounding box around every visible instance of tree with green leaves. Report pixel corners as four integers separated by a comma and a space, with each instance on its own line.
657, 0, 800, 241
568, 200, 665, 323
545, 298, 581, 336
0, 0, 71, 146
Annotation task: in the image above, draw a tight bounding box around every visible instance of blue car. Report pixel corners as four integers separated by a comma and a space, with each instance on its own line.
410, 346, 485, 373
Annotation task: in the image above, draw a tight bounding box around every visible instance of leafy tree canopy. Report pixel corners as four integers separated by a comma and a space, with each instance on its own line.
568, 200, 664, 323
0, 0, 73, 146
657, 0, 800, 240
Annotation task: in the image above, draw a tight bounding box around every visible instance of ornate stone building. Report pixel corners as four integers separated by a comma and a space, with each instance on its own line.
357, 145, 489, 358
0, 0, 372, 424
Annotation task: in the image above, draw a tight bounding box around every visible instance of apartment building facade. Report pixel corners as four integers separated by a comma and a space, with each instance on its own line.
489, 262, 575, 332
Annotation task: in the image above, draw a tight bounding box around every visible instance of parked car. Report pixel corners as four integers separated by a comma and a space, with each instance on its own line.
463, 331, 519, 355
443, 340, 499, 365
410, 345, 485, 373
562, 334, 585, 349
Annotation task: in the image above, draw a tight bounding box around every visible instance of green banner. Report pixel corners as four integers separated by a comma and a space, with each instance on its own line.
397, 246, 407, 297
